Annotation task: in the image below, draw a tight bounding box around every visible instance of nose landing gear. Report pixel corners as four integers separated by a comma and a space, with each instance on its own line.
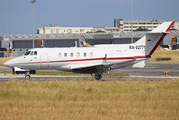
25, 72, 31, 80
25, 75, 31, 80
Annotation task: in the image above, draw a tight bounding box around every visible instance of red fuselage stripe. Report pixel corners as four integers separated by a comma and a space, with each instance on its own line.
17, 55, 149, 65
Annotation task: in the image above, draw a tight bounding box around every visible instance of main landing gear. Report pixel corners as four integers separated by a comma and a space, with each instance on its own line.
94, 74, 102, 80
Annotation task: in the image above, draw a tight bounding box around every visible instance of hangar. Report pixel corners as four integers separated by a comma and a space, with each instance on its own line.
0, 31, 179, 57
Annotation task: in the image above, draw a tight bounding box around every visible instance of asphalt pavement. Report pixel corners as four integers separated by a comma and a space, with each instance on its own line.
0, 62, 179, 81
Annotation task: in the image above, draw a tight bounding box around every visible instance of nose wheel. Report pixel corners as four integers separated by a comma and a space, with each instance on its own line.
25, 72, 31, 80
25, 75, 31, 80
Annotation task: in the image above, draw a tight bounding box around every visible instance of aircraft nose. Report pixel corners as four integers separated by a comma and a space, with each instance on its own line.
4, 61, 10, 67
4, 60, 13, 68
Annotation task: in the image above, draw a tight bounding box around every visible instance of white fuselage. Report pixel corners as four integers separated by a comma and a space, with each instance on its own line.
4, 44, 146, 73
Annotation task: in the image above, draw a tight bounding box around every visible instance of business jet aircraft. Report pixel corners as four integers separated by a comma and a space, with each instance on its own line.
4, 21, 174, 80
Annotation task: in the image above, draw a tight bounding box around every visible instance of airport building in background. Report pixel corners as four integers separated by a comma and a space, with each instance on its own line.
114, 19, 179, 32
38, 19, 179, 34
37, 24, 120, 34
37, 24, 94, 34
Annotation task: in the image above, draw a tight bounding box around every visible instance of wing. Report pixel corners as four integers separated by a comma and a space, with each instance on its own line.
71, 63, 113, 74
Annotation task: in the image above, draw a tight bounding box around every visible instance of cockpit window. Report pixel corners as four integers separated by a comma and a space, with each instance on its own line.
24, 51, 37, 56
24, 51, 31, 55
30, 51, 34, 55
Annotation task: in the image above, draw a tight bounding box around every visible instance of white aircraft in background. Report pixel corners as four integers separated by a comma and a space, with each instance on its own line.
4, 21, 174, 80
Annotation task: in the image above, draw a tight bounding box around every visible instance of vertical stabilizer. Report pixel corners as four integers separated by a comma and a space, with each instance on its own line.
79, 35, 91, 47
132, 21, 174, 68
134, 21, 175, 56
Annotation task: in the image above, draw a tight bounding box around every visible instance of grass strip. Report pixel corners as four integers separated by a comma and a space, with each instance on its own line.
0, 79, 179, 119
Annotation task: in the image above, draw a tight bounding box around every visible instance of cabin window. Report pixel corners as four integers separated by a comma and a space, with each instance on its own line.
84, 52, 87, 57
64, 53, 67, 57
90, 52, 93, 57
24, 51, 31, 55
58, 53, 61, 57
77, 52, 80, 57
34, 51, 37, 55
70, 53, 73, 57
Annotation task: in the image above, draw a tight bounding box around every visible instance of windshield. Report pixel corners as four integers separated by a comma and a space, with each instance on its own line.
24, 51, 31, 55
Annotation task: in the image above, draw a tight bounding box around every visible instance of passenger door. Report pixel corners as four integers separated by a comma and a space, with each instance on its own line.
40, 53, 49, 69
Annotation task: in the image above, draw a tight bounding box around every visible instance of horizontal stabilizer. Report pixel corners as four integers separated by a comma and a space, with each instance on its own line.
151, 21, 175, 33
148, 31, 171, 34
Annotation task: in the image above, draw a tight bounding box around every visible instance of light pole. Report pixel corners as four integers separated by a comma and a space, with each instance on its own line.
29, 0, 36, 48
131, 0, 133, 43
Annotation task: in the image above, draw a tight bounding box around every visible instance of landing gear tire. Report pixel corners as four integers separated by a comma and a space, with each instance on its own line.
95, 75, 102, 80
25, 75, 31, 80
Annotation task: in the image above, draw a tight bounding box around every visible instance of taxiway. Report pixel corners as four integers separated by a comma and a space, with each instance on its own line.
0, 62, 179, 81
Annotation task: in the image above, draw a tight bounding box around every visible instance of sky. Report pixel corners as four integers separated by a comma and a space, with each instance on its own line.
0, 0, 179, 35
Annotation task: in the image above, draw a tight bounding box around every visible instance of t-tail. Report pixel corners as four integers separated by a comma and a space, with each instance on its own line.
131, 21, 175, 68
